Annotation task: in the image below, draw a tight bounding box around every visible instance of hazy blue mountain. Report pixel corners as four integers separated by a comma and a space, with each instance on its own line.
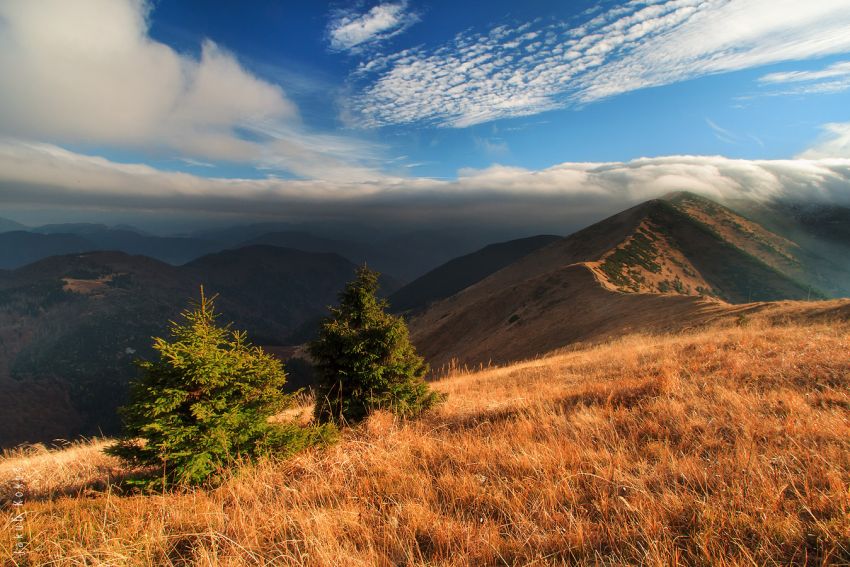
81, 229, 221, 265
191, 222, 302, 245
0, 217, 28, 233
0, 231, 97, 269
241, 231, 369, 261
389, 235, 561, 313
241, 227, 509, 281
33, 222, 111, 235
2, 226, 222, 267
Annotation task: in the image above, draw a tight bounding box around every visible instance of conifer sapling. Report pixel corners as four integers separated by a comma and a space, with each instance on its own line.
309, 266, 443, 424
107, 288, 333, 488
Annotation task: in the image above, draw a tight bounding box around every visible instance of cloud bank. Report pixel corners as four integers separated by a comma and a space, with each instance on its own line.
327, 2, 418, 53
0, 0, 381, 180
349, 0, 850, 127
2, 140, 849, 231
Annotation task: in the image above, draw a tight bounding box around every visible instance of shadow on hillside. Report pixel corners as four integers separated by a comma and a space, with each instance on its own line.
2, 379, 669, 505
0, 467, 156, 507
437, 377, 664, 433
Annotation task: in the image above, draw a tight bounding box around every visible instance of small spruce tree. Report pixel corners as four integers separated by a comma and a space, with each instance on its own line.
309, 265, 442, 424
107, 288, 333, 488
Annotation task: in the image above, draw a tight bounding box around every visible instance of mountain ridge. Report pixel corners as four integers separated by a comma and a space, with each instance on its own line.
407, 193, 848, 368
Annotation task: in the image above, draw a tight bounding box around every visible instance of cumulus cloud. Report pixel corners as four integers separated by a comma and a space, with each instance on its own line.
0, 0, 381, 180
349, 0, 850, 127
799, 123, 850, 159
327, 2, 418, 53
2, 140, 849, 232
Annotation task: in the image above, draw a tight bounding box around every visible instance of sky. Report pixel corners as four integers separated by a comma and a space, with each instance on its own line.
1, 0, 850, 233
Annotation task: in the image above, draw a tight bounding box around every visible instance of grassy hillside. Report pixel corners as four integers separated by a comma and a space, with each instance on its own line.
2, 319, 848, 565
666, 192, 803, 274
406, 194, 844, 369
406, 195, 824, 314
410, 263, 728, 369
408, 261, 850, 370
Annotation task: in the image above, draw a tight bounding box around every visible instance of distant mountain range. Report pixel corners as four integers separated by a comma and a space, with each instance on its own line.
202, 225, 525, 281
0, 231, 97, 269
0, 225, 219, 268
3, 192, 850, 447
0, 218, 510, 281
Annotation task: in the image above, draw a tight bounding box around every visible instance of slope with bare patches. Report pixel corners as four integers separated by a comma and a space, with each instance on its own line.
409, 196, 837, 368
594, 217, 713, 296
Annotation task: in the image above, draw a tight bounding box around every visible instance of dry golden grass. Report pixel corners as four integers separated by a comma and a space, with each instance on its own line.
3, 321, 850, 565
0, 439, 127, 504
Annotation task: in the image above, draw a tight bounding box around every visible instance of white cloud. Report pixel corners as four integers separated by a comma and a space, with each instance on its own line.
799, 123, 850, 159
473, 136, 509, 156
755, 60, 850, 97
2, 140, 849, 231
349, 0, 850, 128
327, 2, 418, 53
760, 61, 850, 84
0, 0, 383, 180
706, 119, 739, 145
767, 79, 850, 96
178, 158, 216, 168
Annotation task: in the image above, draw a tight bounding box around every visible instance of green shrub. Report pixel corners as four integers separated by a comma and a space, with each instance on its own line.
107, 288, 335, 488
309, 266, 443, 424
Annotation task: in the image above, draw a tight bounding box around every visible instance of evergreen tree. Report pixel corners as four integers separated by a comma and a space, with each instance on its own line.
309, 266, 442, 424
107, 288, 334, 488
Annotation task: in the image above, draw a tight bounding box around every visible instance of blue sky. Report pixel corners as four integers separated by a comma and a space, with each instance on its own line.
144, 0, 850, 178
1, 0, 850, 230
